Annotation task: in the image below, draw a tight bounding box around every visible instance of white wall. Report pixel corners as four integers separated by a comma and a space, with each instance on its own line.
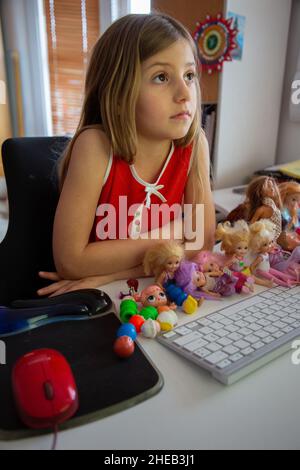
276, 0, 300, 164
213, 0, 292, 189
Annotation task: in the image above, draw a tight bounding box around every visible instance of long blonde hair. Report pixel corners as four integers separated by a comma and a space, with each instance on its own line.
58, 12, 204, 196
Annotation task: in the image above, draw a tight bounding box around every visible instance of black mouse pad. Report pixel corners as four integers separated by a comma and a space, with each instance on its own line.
0, 312, 163, 440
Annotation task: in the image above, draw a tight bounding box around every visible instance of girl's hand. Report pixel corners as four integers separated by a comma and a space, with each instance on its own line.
37, 271, 113, 297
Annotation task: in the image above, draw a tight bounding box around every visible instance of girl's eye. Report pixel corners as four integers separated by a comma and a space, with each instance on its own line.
159, 292, 166, 298
147, 295, 155, 302
153, 73, 168, 83
185, 72, 195, 83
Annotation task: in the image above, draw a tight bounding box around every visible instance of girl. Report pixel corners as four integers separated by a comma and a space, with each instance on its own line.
38, 13, 215, 297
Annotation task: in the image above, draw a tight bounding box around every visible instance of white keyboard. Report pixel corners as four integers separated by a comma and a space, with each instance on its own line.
157, 286, 300, 385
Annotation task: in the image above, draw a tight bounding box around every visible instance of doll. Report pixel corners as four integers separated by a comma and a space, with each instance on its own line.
249, 219, 297, 287
226, 177, 282, 239
277, 182, 300, 251
134, 285, 177, 313
174, 261, 221, 300
215, 220, 260, 291
143, 241, 184, 288
119, 278, 139, 299
269, 244, 300, 282
195, 251, 237, 297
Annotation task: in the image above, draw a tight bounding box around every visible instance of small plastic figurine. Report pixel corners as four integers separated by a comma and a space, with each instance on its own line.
249, 219, 297, 287
215, 220, 257, 292
174, 260, 221, 300
134, 285, 177, 313
119, 278, 139, 299
143, 241, 184, 287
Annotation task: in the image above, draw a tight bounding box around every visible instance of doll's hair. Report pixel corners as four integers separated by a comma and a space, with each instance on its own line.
245, 176, 282, 221
57, 12, 203, 192
279, 182, 300, 222
143, 241, 184, 277
249, 219, 276, 253
134, 285, 164, 304
215, 220, 250, 255
174, 260, 200, 294
195, 250, 229, 270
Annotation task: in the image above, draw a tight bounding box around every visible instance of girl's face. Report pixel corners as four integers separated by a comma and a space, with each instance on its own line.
264, 180, 277, 199
235, 241, 248, 257
165, 255, 181, 273
136, 39, 197, 144
143, 289, 167, 307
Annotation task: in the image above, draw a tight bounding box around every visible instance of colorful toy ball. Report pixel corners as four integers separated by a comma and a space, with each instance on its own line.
117, 323, 137, 341
157, 311, 178, 332
129, 314, 145, 333
141, 319, 161, 338
113, 336, 135, 358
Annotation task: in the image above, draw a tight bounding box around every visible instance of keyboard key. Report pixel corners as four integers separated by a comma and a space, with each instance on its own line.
241, 347, 255, 356
283, 326, 293, 334
217, 337, 233, 347
273, 331, 284, 339
217, 360, 232, 370
186, 322, 199, 329
244, 335, 260, 344
173, 332, 202, 346
219, 318, 233, 326
252, 341, 265, 350
193, 348, 210, 358
233, 340, 250, 350
199, 327, 213, 335
281, 317, 295, 325
225, 325, 239, 333
236, 321, 249, 328
264, 326, 279, 335
205, 334, 219, 343
239, 328, 252, 336
230, 353, 243, 362
255, 330, 269, 339
223, 345, 239, 355
210, 322, 224, 331
248, 323, 261, 332
215, 329, 229, 338
174, 326, 191, 335
163, 331, 177, 339
263, 336, 276, 344
197, 318, 212, 327
228, 332, 243, 342
183, 338, 209, 352
206, 343, 222, 353
257, 319, 271, 327
205, 351, 229, 365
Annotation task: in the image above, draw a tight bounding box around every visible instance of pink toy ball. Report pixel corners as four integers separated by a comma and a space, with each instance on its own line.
129, 314, 145, 333
113, 336, 135, 358
141, 319, 161, 338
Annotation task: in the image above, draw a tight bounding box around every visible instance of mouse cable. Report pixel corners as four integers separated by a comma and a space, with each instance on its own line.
51, 425, 59, 451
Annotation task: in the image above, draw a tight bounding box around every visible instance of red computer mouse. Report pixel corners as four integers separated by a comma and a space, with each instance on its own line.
12, 349, 79, 429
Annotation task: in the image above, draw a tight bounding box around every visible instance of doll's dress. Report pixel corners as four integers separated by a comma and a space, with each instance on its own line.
263, 197, 282, 239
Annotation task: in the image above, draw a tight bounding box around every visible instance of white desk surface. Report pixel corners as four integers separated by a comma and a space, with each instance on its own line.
1, 277, 300, 451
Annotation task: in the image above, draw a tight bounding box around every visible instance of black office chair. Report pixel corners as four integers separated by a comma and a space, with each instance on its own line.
0, 136, 70, 305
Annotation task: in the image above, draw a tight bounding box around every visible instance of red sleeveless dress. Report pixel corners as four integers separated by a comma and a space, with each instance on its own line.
90, 142, 193, 242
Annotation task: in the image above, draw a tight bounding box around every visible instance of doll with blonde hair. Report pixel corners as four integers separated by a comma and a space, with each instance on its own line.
216, 220, 255, 293
277, 182, 300, 250
249, 219, 297, 287
143, 241, 184, 287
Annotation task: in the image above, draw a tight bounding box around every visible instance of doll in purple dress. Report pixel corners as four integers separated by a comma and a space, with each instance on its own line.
174, 260, 221, 300
196, 251, 237, 297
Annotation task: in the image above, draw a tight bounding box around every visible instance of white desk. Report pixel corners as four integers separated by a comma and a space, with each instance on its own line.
1, 278, 300, 450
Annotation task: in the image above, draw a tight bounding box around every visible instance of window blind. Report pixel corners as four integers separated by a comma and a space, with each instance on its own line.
44, 0, 100, 135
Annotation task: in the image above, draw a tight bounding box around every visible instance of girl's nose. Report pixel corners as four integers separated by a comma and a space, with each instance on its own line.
174, 79, 191, 102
